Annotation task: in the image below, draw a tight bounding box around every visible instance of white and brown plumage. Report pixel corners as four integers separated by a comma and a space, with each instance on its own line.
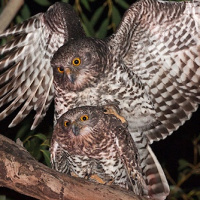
0, 2, 85, 129
0, 0, 199, 142
0, 1, 199, 198
51, 105, 169, 199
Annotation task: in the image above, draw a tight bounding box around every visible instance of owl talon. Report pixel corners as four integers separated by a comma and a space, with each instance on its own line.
71, 172, 108, 185
90, 174, 106, 184
103, 105, 126, 124
106, 179, 114, 185
71, 172, 79, 178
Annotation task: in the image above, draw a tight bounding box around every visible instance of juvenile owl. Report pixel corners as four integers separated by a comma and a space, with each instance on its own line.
50, 106, 169, 200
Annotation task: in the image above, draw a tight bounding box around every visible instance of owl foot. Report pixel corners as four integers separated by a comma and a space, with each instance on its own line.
71, 172, 79, 178
71, 171, 111, 185
103, 105, 126, 123
90, 174, 106, 184
90, 174, 115, 185
106, 179, 114, 185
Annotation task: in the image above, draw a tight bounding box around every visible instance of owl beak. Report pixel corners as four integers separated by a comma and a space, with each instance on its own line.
65, 68, 75, 83
72, 123, 80, 136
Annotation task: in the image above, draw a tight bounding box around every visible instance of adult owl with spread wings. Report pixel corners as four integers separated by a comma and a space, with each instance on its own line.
1, 0, 199, 139
51, 105, 169, 199
0, 0, 200, 190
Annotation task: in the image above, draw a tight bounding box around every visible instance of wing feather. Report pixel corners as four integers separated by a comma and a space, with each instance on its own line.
0, 15, 41, 37
0, 65, 42, 118
9, 75, 46, 127
110, 0, 200, 142
0, 49, 43, 106
0, 2, 85, 128
31, 75, 54, 129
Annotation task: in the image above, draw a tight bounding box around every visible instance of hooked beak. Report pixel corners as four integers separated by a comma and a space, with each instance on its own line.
72, 123, 80, 136
65, 68, 75, 83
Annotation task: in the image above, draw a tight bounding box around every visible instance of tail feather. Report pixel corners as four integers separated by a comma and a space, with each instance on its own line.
132, 131, 169, 199
145, 145, 169, 200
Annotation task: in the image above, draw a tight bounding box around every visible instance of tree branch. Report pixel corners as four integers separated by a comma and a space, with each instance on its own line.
0, 0, 24, 33
0, 134, 148, 200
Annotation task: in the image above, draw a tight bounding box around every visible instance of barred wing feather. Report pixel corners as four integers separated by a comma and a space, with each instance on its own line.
110, 0, 200, 143
0, 3, 85, 129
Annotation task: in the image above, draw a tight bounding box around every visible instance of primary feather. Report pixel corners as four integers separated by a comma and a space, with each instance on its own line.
0, 3, 85, 129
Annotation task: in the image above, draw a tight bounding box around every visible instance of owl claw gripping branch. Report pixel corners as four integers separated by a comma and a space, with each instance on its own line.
103, 105, 127, 124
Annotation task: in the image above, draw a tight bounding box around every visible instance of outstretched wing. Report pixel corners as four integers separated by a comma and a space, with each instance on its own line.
110, 0, 200, 143
0, 2, 85, 129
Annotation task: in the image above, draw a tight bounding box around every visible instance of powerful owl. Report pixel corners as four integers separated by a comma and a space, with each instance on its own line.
0, 0, 200, 143
1, 1, 200, 193
50, 105, 169, 199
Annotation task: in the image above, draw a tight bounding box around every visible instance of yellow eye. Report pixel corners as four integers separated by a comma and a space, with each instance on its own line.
72, 58, 81, 66
64, 120, 70, 127
57, 67, 64, 74
80, 115, 89, 121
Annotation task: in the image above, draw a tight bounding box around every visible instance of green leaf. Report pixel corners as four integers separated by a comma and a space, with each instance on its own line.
15, 15, 24, 24
0, 38, 7, 46
91, 6, 105, 27
188, 190, 200, 199
61, 0, 69, 3
115, 0, 129, 9
33, 0, 51, 6
178, 159, 192, 171
41, 149, 51, 167
20, 4, 31, 20
112, 5, 121, 28
0, 0, 4, 13
81, 0, 91, 11
34, 133, 47, 141
23, 135, 33, 144
25, 137, 42, 160
41, 139, 50, 147
82, 24, 91, 37
0, 195, 6, 200
80, 13, 95, 36
96, 18, 109, 39
170, 185, 184, 198
15, 123, 31, 140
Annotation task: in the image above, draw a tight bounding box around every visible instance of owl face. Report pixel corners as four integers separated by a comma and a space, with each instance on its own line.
59, 107, 101, 136
51, 38, 107, 91
54, 106, 108, 150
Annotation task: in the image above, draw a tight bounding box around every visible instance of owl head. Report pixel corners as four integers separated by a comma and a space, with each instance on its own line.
57, 106, 103, 136
53, 106, 107, 150
52, 105, 127, 151
51, 38, 107, 91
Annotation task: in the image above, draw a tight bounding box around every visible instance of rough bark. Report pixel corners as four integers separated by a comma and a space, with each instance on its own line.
0, 0, 24, 33
0, 134, 148, 200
